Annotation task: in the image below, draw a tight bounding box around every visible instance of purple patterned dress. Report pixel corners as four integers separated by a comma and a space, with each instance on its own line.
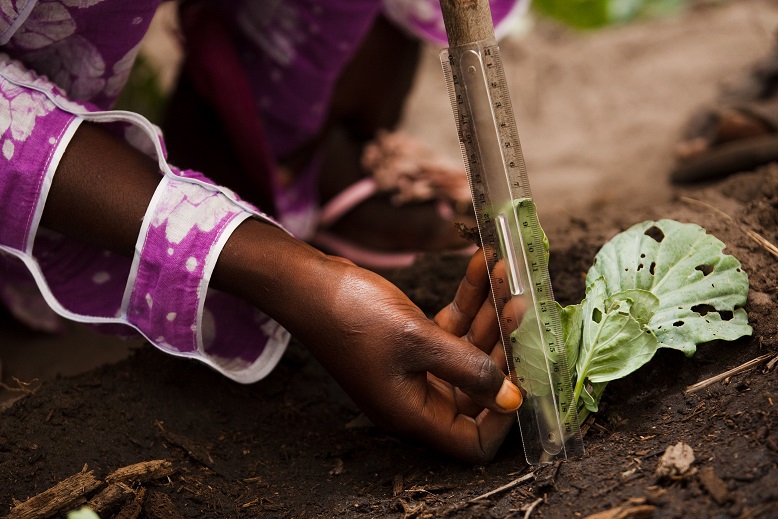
0, 0, 526, 382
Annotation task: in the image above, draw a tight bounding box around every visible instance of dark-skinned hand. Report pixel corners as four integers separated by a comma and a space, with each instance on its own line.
47, 122, 523, 464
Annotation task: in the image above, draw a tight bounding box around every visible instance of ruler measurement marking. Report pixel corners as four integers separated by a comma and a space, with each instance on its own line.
441, 41, 584, 463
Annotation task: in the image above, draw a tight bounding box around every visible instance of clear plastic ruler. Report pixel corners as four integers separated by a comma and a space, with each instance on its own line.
441, 38, 584, 464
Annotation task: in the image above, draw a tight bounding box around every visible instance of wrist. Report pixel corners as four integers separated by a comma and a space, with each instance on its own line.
212, 218, 341, 329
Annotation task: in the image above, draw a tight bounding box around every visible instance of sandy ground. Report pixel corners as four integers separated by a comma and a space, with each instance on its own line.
401, 0, 778, 223
2, 0, 778, 403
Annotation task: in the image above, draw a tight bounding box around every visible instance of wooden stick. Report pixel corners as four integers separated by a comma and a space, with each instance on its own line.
685, 353, 775, 393
2, 467, 101, 519
439, 0, 495, 46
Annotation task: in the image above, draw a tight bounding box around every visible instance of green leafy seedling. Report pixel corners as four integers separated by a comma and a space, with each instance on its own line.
511, 219, 752, 435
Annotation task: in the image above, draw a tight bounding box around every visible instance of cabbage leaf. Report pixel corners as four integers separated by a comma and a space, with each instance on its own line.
512, 218, 752, 430
566, 219, 752, 424
585, 219, 752, 356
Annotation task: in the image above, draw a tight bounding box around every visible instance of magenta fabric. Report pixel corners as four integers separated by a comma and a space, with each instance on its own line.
219, 0, 526, 237
0, 0, 524, 382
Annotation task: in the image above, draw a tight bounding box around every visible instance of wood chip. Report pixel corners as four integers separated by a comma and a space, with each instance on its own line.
115, 487, 146, 519
86, 483, 133, 515
698, 466, 731, 505
106, 460, 175, 484
2, 466, 101, 519
655, 442, 695, 479
583, 498, 656, 519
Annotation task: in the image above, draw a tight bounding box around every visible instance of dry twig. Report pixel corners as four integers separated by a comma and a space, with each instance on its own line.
522, 497, 544, 519
469, 472, 535, 503
680, 197, 778, 259
685, 353, 775, 393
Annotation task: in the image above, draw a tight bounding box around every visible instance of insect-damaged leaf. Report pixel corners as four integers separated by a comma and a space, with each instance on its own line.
585, 219, 752, 355
562, 220, 752, 425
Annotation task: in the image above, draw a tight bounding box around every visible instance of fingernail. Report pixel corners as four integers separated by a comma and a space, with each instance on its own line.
496, 378, 522, 411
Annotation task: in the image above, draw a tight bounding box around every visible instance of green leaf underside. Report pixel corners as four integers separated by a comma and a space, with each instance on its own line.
512, 303, 556, 398
560, 303, 583, 369
577, 278, 660, 385
580, 384, 598, 413
508, 198, 557, 398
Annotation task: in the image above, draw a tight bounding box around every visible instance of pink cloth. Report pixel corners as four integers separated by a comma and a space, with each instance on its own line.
0, 0, 525, 383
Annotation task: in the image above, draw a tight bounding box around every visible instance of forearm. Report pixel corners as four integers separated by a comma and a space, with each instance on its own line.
42, 121, 331, 328
42, 122, 159, 257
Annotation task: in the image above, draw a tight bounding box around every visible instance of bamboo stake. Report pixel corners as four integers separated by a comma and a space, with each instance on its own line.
439, 0, 495, 46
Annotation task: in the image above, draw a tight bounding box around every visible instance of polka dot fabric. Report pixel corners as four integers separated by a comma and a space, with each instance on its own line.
125, 172, 251, 356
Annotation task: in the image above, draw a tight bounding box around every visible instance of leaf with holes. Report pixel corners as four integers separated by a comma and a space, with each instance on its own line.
559, 219, 752, 426
585, 219, 752, 355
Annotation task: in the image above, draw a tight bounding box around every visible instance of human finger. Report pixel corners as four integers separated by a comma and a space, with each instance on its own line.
463, 297, 500, 353
434, 250, 489, 337
454, 339, 509, 417
410, 328, 521, 414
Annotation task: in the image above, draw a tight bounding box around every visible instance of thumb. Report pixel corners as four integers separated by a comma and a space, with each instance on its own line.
419, 329, 522, 413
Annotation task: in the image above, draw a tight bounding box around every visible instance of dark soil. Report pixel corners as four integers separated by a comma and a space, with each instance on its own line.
1, 164, 777, 518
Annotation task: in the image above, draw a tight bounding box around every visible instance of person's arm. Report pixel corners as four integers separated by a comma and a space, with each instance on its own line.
44, 121, 522, 462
